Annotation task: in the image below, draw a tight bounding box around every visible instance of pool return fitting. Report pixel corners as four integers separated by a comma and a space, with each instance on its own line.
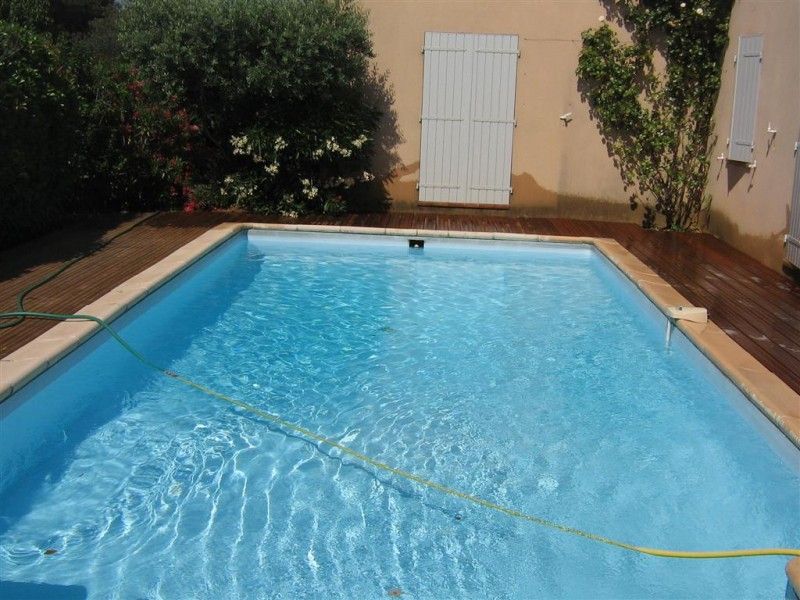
1, 242, 798, 563
665, 305, 707, 347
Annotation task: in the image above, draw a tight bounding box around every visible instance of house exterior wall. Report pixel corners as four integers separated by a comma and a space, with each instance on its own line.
361, 0, 637, 221
363, 0, 800, 273
705, 0, 800, 272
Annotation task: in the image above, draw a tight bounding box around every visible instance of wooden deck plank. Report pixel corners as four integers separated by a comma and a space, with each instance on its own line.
2, 211, 799, 395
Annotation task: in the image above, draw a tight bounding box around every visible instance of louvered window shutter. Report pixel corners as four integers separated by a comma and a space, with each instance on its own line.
728, 35, 763, 163
419, 33, 518, 206
786, 143, 800, 268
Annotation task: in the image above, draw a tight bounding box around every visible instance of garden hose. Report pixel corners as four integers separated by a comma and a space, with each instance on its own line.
0, 212, 158, 331
1, 308, 798, 561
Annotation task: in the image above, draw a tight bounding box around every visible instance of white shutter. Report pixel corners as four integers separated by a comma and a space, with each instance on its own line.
786, 143, 800, 268
419, 32, 518, 206
728, 35, 763, 163
419, 32, 470, 204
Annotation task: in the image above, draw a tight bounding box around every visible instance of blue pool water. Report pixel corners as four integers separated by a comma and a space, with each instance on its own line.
0, 231, 798, 599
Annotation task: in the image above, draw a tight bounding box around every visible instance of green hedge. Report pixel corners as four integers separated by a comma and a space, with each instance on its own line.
0, 21, 81, 248
0, 0, 384, 248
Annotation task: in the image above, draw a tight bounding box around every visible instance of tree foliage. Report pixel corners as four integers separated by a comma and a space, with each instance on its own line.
118, 0, 381, 215
0, 21, 81, 247
577, 0, 732, 230
0, 0, 384, 247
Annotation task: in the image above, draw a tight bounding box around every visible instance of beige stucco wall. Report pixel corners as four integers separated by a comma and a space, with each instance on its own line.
362, 0, 637, 220
705, 0, 800, 272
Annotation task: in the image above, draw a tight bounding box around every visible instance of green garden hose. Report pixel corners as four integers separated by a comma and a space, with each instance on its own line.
0, 212, 157, 330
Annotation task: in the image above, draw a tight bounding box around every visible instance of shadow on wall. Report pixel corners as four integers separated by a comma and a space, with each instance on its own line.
387, 168, 641, 222
707, 206, 788, 272
347, 68, 404, 213
723, 159, 756, 192
574, 75, 645, 222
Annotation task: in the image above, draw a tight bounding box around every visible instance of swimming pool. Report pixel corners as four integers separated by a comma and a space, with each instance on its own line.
1, 230, 798, 598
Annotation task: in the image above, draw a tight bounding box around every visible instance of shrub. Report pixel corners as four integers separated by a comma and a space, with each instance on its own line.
577, 0, 732, 230
0, 21, 81, 248
0, 0, 114, 34
76, 63, 201, 212
0, 0, 52, 32
118, 0, 381, 215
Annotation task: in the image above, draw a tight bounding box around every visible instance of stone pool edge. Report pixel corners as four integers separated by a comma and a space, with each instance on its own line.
1, 222, 798, 452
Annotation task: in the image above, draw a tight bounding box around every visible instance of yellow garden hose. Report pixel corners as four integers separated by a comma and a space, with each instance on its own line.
2, 309, 798, 560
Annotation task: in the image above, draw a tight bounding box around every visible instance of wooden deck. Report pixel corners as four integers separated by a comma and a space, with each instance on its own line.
2, 211, 800, 394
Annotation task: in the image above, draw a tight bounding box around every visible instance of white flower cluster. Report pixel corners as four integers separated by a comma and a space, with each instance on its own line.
300, 178, 319, 199
324, 137, 352, 158
231, 133, 264, 163
236, 183, 257, 203
232, 134, 288, 167
219, 175, 234, 196
678, 2, 703, 13
230, 134, 252, 156
219, 174, 258, 204
351, 134, 368, 149
322, 171, 374, 190
310, 134, 368, 161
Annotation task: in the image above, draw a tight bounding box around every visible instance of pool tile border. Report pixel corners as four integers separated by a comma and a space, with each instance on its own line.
1, 222, 798, 449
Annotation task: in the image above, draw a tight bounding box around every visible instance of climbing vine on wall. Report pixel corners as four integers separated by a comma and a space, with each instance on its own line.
577, 0, 732, 230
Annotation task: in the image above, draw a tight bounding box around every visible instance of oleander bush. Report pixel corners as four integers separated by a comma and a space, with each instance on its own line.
118, 0, 381, 215
75, 62, 201, 212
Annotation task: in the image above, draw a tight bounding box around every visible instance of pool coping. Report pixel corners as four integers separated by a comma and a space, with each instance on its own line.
1, 222, 798, 450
